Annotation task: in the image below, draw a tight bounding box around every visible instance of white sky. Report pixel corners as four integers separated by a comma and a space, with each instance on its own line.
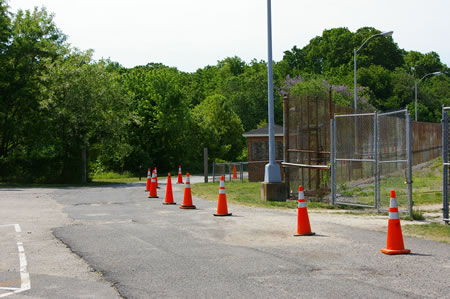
8, 0, 450, 73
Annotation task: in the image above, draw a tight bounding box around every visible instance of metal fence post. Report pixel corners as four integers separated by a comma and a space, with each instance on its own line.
204, 148, 209, 183
330, 118, 336, 205
212, 162, 215, 183
442, 108, 449, 223
240, 162, 243, 183
406, 113, 413, 217
375, 111, 379, 210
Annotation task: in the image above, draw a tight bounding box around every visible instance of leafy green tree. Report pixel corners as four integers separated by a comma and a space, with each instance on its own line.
192, 94, 244, 162
121, 64, 197, 173
404, 51, 445, 78
42, 51, 133, 182
0, 6, 67, 181
352, 27, 404, 71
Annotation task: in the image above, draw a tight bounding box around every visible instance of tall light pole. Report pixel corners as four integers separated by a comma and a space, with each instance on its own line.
264, 0, 281, 183
415, 71, 441, 121
354, 31, 393, 111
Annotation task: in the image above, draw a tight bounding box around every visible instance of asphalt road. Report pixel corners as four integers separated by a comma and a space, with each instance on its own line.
1, 178, 449, 298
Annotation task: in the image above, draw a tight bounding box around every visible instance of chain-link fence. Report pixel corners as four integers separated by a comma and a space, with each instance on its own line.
441, 107, 450, 224
284, 94, 354, 199
377, 110, 412, 214
331, 112, 377, 207
212, 161, 281, 183
331, 110, 413, 214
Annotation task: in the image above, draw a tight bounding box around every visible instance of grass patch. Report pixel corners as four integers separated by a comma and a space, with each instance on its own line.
403, 222, 450, 244
0, 181, 128, 188
91, 171, 141, 184
91, 177, 141, 184
0, 172, 142, 188
191, 180, 332, 210
337, 158, 444, 208
402, 209, 425, 221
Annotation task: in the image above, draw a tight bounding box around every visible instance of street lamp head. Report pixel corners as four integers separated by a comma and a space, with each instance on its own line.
432, 71, 442, 75
380, 31, 394, 36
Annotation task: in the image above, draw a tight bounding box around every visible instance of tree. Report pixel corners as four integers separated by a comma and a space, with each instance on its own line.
42, 51, 133, 183
404, 51, 445, 78
192, 94, 244, 162
121, 64, 197, 173
0, 6, 67, 181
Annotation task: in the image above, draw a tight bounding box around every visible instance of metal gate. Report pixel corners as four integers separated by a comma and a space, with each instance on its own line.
441, 107, 450, 224
331, 110, 413, 214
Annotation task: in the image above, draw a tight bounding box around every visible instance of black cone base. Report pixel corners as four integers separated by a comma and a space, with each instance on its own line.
294, 232, 315, 237
179, 205, 196, 209
162, 202, 176, 205
213, 213, 232, 216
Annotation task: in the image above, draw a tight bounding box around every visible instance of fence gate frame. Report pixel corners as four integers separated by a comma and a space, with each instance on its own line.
442, 106, 450, 224
331, 112, 378, 208
331, 109, 413, 215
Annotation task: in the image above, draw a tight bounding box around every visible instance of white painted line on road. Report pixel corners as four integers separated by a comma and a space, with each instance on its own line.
0, 224, 31, 298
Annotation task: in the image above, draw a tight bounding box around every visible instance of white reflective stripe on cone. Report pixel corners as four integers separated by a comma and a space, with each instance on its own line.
219, 189, 226, 194
298, 191, 304, 200
220, 180, 225, 188
390, 197, 398, 208
389, 212, 399, 219
298, 201, 307, 208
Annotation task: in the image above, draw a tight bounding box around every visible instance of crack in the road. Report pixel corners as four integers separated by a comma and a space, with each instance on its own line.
51, 228, 126, 299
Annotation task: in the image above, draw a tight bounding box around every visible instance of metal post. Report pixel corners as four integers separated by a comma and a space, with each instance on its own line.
354, 49, 357, 111
406, 113, 413, 216
283, 95, 290, 195
204, 148, 208, 183
442, 108, 449, 223
81, 146, 87, 184
374, 112, 379, 209
212, 162, 215, 183
330, 118, 336, 205
415, 82, 418, 121
264, 0, 281, 183
240, 162, 243, 183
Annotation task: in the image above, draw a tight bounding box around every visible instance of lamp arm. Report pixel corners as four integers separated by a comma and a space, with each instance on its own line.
356, 33, 382, 53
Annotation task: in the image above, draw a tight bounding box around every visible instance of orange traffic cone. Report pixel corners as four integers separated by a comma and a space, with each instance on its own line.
294, 186, 315, 236
179, 173, 196, 209
145, 168, 151, 192
148, 171, 158, 198
154, 167, 159, 189
163, 173, 176, 205
381, 190, 410, 255
232, 164, 238, 179
177, 165, 183, 184
214, 176, 232, 216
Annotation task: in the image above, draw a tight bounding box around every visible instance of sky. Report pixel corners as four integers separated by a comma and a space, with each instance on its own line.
8, 0, 450, 73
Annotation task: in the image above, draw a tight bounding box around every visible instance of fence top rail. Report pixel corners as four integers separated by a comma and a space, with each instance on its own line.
213, 160, 283, 166
334, 112, 375, 118
378, 109, 408, 116
281, 162, 330, 170
335, 158, 375, 162
378, 159, 408, 163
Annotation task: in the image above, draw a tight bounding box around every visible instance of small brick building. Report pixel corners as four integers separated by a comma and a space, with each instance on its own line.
242, 125, 284, 182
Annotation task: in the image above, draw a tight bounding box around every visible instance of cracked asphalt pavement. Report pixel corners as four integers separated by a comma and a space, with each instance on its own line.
1, 178, 449, 298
